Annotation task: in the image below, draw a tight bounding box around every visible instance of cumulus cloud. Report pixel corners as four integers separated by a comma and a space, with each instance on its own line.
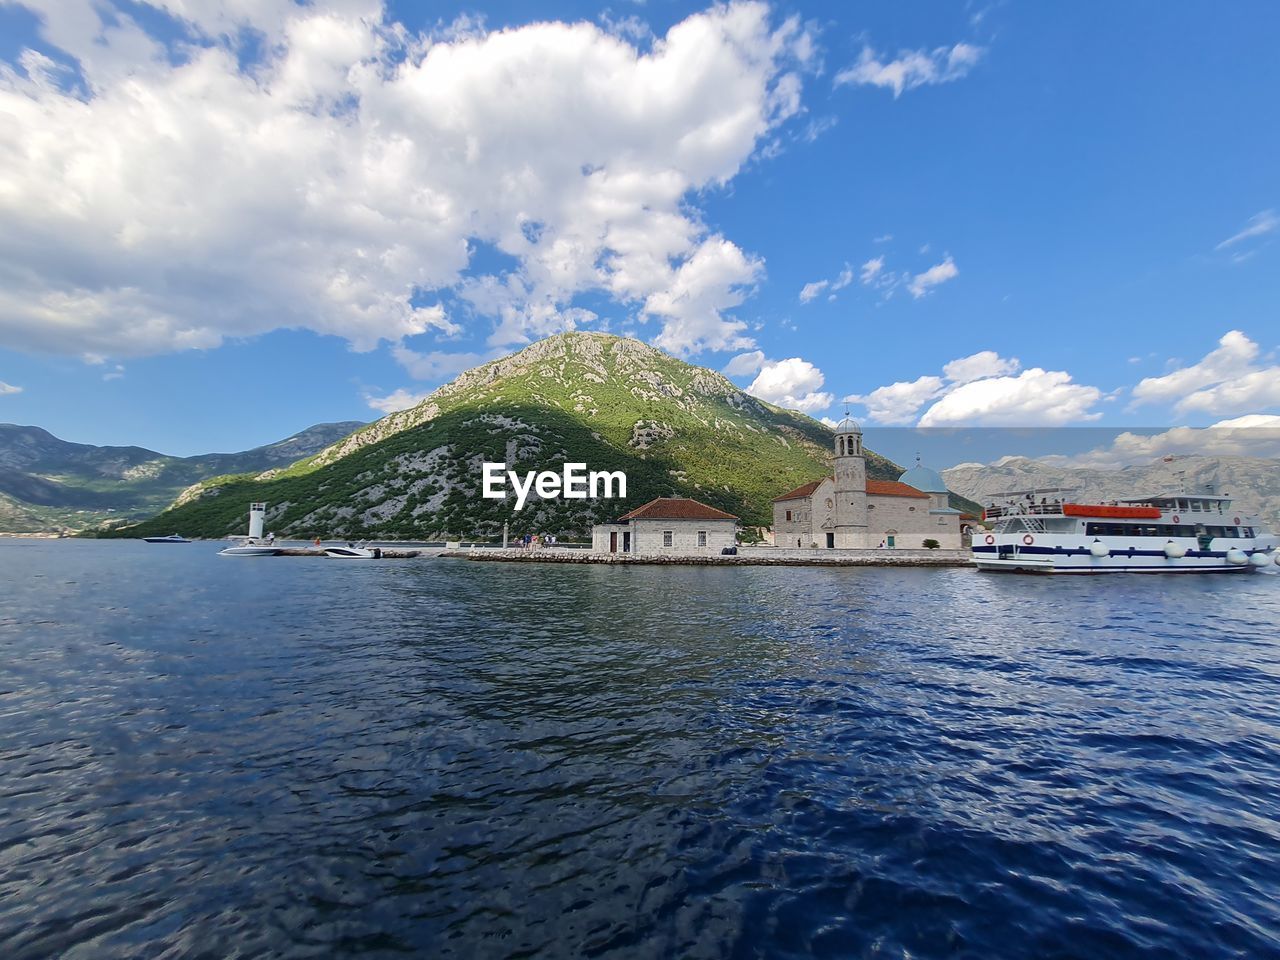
1048, 415, 1280, 469
1216, 210, 1278, 250
835, 42, 983, 98
746, 357, 833, 412
918, 369, 1102, 427
723, 349, 766, 377
908, 256, 959, 298
847, 349, 1105, 426
1132, 330, 1280, 416
846, 375, 946, 425
364, 388, 432, 414
0, 380, 22, 395
0, 0, 813, 359
942, 350, 1019, 384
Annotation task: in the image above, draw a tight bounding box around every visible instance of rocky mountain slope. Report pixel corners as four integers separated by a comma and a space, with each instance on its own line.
944, 455, 1280, 528
0, 421, 364, 533
118, 332, 906, 540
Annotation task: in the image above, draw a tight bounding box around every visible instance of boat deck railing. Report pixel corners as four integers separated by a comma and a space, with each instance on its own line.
984, 502, 1067, 520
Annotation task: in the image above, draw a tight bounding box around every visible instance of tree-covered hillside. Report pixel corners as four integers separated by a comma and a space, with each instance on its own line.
114, 333, 905, 540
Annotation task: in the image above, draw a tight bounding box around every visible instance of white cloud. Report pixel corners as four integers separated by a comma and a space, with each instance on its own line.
859, 256, 884, 285
0, 1, 813, 359
746, 357, 833, 412
845, 375, 946, 424
1216, 210, 1278, 250
723, 349, 766, 377
918, 369, 1102, 426
847, 349, 1103, 426
942, 350, 1019, 384
799, 280, 829, 303
1049, 415, 1280, 469
908, 256, 958, 298
0, 380, 22, 395
799, 261, 855, 305
364, 388, 432, 414
835, 42, 983, 98
646, 236, 762, 355
1132, 330, 1280, 415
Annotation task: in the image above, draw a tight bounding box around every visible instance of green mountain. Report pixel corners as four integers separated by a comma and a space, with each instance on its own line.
0, 421, 365, 533
113, 332, 909, 540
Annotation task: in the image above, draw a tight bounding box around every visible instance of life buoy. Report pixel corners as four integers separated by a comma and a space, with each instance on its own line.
984, 534, 995, 545
1172, 515, 1180, 523
1022, 534, 1034, 546
1233, 517, 1241, 525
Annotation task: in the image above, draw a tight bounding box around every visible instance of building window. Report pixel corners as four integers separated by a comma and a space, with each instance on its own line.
785, 510, 792, 522
697, 530, 707, 547
663, 530, 673, 547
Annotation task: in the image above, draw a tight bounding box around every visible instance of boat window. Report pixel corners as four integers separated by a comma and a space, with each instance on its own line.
1244, 527, 1254, 537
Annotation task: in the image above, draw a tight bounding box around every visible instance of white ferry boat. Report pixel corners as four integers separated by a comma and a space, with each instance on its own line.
973, 487, 1278, 574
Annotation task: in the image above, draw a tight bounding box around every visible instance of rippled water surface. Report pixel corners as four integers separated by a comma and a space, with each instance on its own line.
2, 541, 1279, 959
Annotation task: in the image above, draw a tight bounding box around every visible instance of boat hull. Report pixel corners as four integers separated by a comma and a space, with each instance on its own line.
973, 538, 1276, 574
218, 546, 281, 557
323, 548, 379, 559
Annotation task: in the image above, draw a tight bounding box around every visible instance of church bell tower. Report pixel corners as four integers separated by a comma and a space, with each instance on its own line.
832, 415, 868, 548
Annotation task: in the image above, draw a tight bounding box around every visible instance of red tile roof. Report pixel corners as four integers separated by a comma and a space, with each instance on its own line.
774, 477, 930, 502
617, 497, 739, 522
866, 479, 929, 499
772, 480, 824, 503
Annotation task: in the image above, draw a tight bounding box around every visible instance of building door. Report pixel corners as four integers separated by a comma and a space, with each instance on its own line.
887, 535, 895, 548
622, 532, 631, 553
609, 532, 617, 553
826, 532, 834, 548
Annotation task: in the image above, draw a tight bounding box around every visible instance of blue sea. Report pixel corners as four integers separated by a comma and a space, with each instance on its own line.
2, 540, 1278, 959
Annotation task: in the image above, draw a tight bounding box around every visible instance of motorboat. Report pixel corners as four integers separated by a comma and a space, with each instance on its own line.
218, 538, 281, 557
973, 487, 1279, 573
323, 542, 382, 559
143, 534, 191, 543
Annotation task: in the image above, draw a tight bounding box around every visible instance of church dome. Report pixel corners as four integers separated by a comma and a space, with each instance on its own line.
899, 459, 947, 493
833, 417, 861, 433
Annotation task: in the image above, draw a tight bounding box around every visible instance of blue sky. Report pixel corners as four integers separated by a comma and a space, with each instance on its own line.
0, 0, 1277, 459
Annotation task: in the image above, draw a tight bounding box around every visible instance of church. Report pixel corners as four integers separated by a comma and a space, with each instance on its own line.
772, 417, 963, 550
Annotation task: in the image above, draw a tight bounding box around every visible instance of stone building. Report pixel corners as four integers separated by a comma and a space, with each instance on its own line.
592, 497, 738, 556
771, 418, 963, 549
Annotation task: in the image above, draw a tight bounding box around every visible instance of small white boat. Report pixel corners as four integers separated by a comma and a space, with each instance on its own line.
219, 538, 281, 557
323, 542, 382, 559
144, 534, 191, 543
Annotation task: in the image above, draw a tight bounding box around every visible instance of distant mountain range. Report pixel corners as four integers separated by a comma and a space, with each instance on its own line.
0, 421, 365, 533
116, 332, 917, 540
944, 455, 1280, 529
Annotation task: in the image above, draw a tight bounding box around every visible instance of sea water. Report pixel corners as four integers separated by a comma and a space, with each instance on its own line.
1, 540, 1278, 958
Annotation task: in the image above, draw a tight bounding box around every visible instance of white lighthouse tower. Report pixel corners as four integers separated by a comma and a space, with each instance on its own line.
248, 502, 266, 540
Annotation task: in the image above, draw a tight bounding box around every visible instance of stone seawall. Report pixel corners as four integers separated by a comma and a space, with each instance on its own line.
441, 548, 973, 567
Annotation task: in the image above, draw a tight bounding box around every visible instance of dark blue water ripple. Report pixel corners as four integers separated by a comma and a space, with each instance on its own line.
1, 541, 1278, 958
